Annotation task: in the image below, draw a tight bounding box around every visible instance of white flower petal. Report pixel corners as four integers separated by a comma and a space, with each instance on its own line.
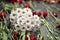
26, 24, 32, 31
23, 8, 32, 15
33, 15, 39, 20
20, 25, 26, 31
16, 8, 23, 13
14, 24, 21, 30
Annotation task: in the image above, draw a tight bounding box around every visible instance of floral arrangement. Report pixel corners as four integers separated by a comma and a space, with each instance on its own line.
10, 8, 40, 31
0, 0, 60, 40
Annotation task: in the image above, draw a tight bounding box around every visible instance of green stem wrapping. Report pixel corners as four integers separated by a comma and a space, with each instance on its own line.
20, 31, 25, 40
27, 32, 30, 40
2, 31, 8, 40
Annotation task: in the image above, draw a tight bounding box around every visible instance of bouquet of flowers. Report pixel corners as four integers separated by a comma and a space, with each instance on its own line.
10, 8, 40, 31
0, 0, 60, 40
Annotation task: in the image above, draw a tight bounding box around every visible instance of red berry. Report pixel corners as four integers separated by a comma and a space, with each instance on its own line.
43, 11, 48, 18
42, 36, 44, 40
53, 12, 58, 17
56, 24, 60, 29
36, 12, 41, 17
24, 4, 31, 8
32, 11, 36, 16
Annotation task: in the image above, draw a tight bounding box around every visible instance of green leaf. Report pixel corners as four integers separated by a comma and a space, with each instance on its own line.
2, 31, 8, 40
56, 19, 60, 24
27, 32, 30, 40
22, 35, 25, 40
21, 31, 25, 37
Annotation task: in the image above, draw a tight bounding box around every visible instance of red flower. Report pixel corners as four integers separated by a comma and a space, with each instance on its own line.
29, 34, 33, 39
32, 11, 42, 17
56, 24, 60, 29
43, 11, 48, 18
36, 12, 41, 17
29, 34, 37, 40
24, 4, 31, 8
0, 12, 6, 19
29, 34, 34, 40
53, 12, 58, 17
32, 11, 36, 16
13, 32, 19, 40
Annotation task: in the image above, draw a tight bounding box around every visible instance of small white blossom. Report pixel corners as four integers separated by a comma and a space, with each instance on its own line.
20, 25, 26, 31
16, 8, 23, 13
17, 13, 23, 18
11, 9, 16, 14
14, 24, 21, 30
10, 13, 17, 23
26, 13, 33, 19
33, 15, 39, 20
17, 17, 26, 25
30, 20, 36, 27
23, 8, 32, 15
25, 18, 31, 25
26, 24, 32, 31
